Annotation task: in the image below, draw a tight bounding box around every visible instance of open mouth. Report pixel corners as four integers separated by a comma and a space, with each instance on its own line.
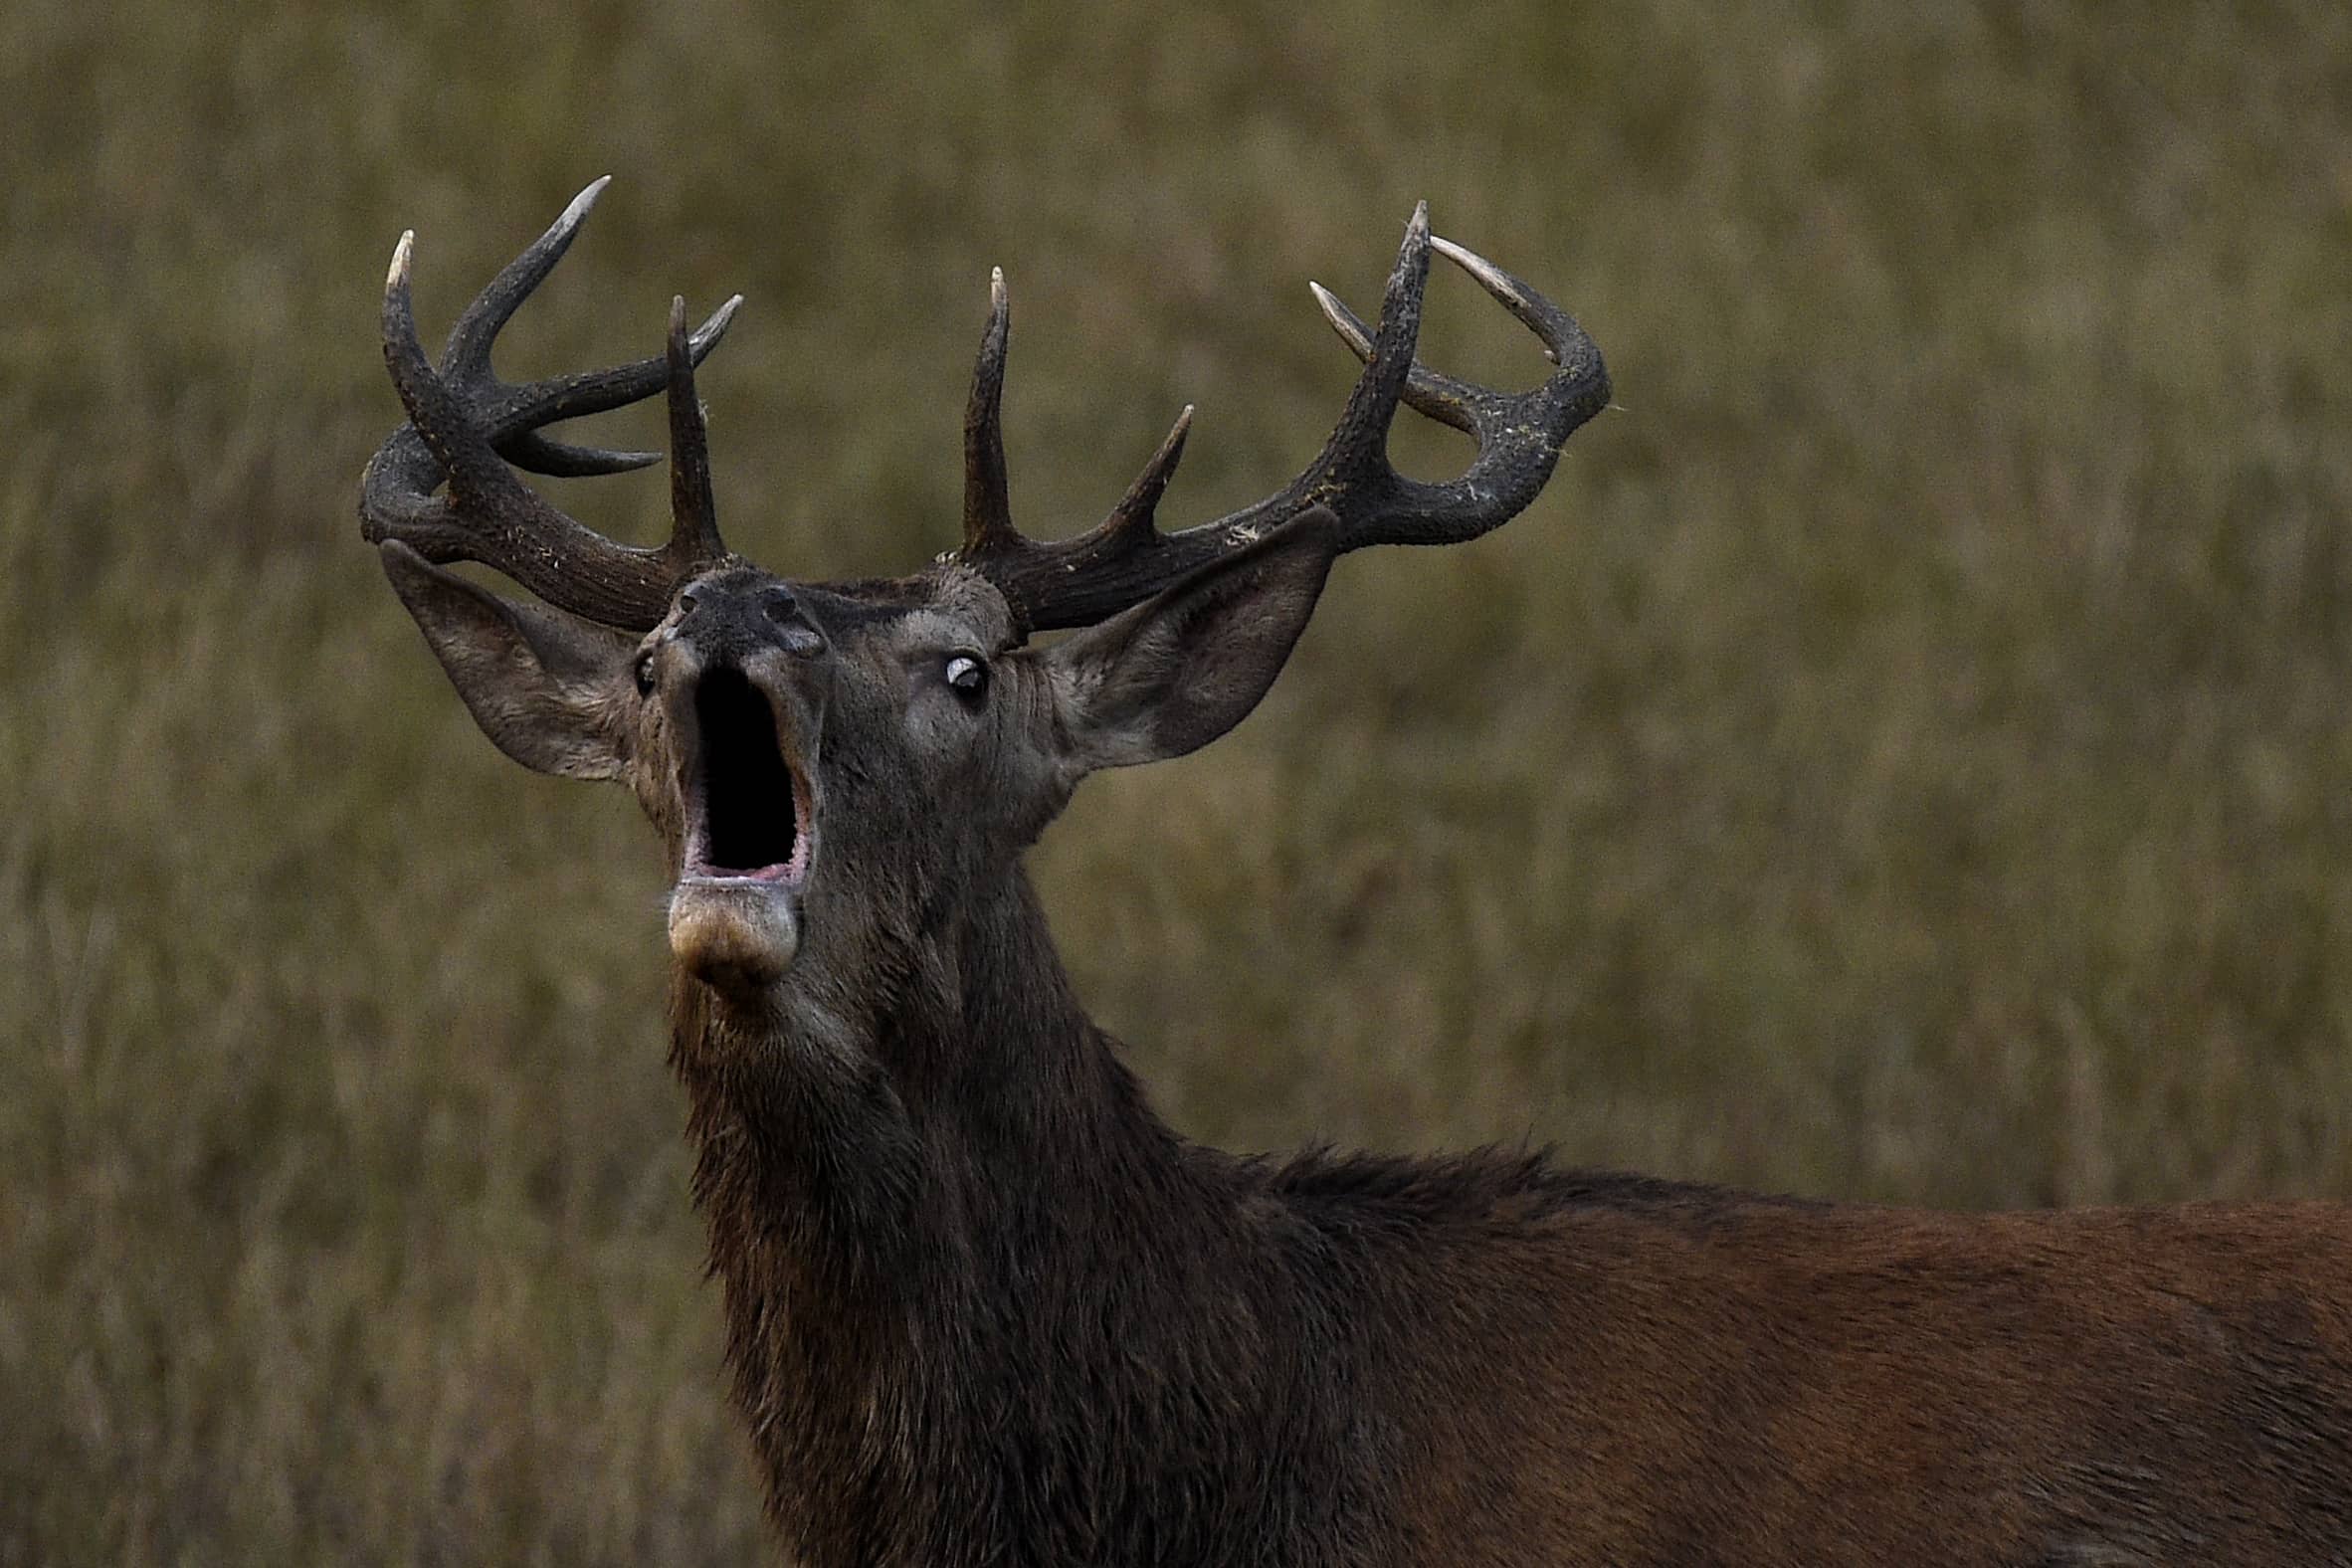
684, 667, 812, 885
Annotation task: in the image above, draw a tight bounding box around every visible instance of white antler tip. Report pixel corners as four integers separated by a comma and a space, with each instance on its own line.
1430, 235, 1502, 285
561, 175, 613, 228
386, 230, 415, 293
1307, 282, 1372, 357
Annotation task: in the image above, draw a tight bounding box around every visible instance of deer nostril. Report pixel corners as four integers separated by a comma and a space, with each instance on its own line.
761, 587, 825, 657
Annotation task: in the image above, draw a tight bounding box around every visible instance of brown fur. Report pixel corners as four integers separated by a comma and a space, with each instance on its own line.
659, 862, 2352, 1566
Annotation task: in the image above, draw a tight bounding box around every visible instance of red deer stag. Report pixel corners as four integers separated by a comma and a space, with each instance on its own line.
359, 181, 2352, 1566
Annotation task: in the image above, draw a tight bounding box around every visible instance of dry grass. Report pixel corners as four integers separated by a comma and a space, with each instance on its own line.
3, 1, 2349, 1559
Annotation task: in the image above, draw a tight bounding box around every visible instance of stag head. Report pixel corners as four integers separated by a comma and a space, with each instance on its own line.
360, 180, 1607, 1007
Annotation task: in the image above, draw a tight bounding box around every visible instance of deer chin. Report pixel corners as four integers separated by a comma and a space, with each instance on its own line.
670, 878, 801, 993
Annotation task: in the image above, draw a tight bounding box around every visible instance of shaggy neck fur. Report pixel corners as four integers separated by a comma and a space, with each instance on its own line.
666, 870, 1394, 1568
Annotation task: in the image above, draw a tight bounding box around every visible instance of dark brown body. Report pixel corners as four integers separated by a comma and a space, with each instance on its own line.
675, 871, 2352, 1567
1403, 1200, 2352, 1564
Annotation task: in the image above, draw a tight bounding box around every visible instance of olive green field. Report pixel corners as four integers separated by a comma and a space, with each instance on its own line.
3, 2, 2349, 1560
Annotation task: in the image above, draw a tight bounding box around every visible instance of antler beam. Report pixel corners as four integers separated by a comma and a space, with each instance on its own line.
357, 178, 742, 632
953, 205, 1610, 635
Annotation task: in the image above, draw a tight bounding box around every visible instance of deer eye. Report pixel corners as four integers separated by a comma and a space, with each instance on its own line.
633, 651, 658, 696
944, 654, 988, 701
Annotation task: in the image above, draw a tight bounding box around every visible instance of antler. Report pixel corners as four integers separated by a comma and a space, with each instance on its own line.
954, 205, 1608, 635
357, 178, 742, 632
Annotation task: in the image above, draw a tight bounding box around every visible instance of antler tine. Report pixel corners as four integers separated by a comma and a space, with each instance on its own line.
1305, 199, 1436, 487
961, 269, 1020, 556
357, 182, 743, 632
494, 302, 738, 477
1101, 404, 1193, 540
665, 294, 728, 565
956, 204, 1607, 634
442, 176, 609, 384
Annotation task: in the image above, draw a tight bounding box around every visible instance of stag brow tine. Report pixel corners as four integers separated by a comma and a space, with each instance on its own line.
441, 176, 613, 380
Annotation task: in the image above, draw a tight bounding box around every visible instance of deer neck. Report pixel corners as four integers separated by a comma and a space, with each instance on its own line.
669, 863, 1170, 1201
665, 867, 1217, 1545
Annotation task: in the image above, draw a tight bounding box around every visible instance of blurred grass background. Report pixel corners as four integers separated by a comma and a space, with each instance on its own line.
2, 0, 2348, 1559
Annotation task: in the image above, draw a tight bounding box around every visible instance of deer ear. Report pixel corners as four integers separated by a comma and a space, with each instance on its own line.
1043, 507, 1340, 776
379, 540, 637, 781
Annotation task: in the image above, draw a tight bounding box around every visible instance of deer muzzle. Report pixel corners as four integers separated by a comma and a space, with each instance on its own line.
662, 583, 823, 993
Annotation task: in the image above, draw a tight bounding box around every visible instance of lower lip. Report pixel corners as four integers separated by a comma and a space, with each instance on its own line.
684, 864, 795, 885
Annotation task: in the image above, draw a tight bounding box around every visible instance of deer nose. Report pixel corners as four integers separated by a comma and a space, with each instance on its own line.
677, 580, 827, 662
